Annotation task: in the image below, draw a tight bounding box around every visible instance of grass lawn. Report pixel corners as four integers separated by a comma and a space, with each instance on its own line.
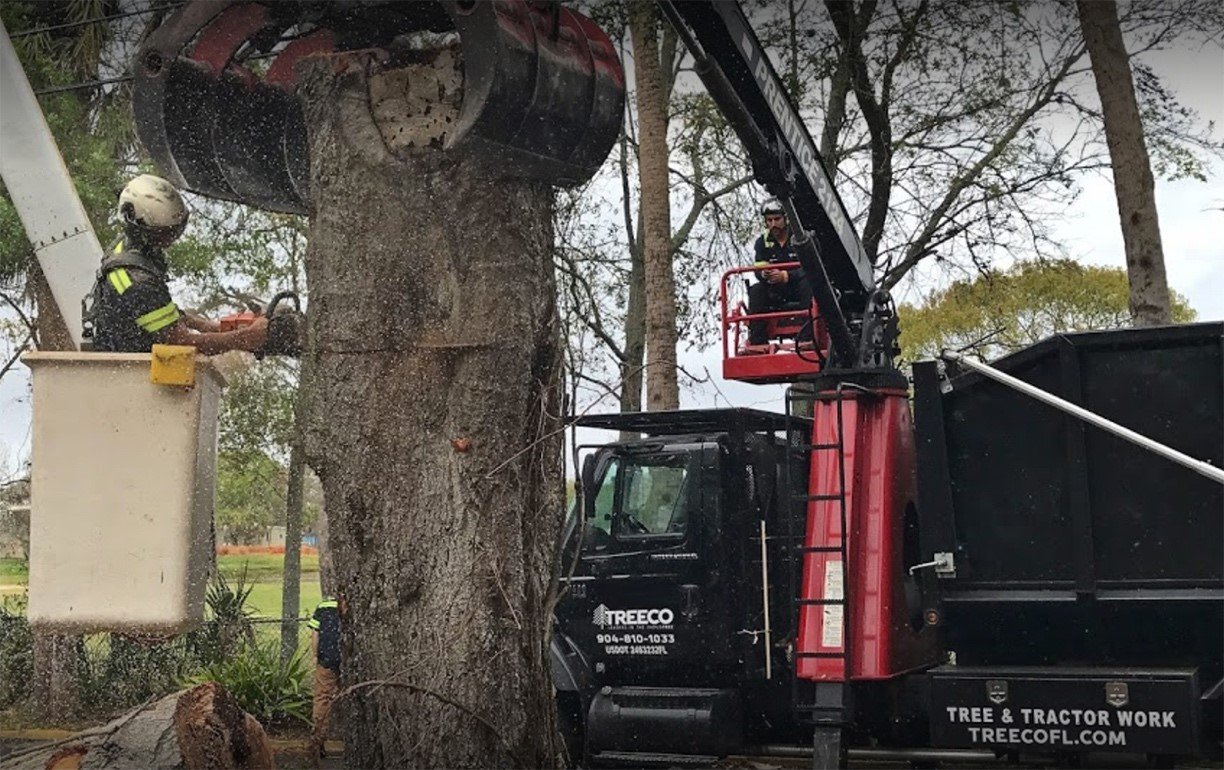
217, 552, 319, 583
0, 554, 322, 619
0, 557, 28, 582
245, 578, 322, 619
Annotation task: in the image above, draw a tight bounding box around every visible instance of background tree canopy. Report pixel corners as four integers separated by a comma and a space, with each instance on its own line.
898, 258, 1197, 362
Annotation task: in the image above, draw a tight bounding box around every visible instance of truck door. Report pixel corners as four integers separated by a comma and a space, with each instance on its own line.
558, 441, 737, 685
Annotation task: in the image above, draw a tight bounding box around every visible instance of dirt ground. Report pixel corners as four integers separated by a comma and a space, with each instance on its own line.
0, 732, 344, 769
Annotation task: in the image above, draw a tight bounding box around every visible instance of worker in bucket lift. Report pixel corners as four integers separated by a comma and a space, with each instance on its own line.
746, 199, 814, 347
83, 174, 269, 354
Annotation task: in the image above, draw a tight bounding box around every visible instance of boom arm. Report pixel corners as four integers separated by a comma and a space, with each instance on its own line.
0, 19, 102, 350
660, 2, 891, 368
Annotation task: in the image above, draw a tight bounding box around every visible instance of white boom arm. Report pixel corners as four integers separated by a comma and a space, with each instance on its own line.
0, 18, 106, 350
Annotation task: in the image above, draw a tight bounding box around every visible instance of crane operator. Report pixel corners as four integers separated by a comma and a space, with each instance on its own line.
747, 199, 814, 347
84, 174, 270, 354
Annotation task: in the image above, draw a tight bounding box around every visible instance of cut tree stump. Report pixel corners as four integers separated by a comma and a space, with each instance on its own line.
0, 683, 275, 770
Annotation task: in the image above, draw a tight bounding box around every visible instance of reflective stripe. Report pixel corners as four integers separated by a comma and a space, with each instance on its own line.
317, 600, 338, 609
113, 241, 124, 254
136, 302, 180, 332
107, 268, 132, 295
307, 618, 320, 630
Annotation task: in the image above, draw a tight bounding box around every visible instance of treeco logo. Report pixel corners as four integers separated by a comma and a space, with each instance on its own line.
592, 603, 675, 628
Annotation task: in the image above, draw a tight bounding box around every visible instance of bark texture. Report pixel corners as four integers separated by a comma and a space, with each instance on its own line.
629, 4, 680, 411
1076, 0, 1171, 326
0, 684, 272, 770
297, 50, 564, 768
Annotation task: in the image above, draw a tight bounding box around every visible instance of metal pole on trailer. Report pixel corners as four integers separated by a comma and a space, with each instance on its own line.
940, 349, 1224, 486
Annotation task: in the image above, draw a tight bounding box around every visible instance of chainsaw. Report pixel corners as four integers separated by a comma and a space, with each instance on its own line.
218, 290, 305, 358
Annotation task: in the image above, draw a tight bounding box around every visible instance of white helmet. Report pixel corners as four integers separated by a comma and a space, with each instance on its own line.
760, 198, 785, 217
118, 174, 188, 237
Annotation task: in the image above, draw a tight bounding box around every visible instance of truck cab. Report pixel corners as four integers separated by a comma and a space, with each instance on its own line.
552, 409, 810, 763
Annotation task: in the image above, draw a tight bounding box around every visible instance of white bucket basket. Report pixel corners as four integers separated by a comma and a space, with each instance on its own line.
23, 351, 228, 634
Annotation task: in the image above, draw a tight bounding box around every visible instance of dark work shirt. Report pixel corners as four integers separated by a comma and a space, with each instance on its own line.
753, 231, 806, 282
309, 600, 342, 672
91, 239, 181, 353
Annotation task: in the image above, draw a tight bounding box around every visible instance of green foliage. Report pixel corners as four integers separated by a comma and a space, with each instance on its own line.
0, 1, 131, 283
0, 594, 34, 708
219, 366, 298, 457
77, 633, 196, 715
899, 259, 1196, 362
189, 638, 312, 727
197, 566, 257, 662
216, 451, 287, 544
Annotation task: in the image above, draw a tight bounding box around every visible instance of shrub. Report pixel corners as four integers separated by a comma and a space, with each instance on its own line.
190, 637, 312, 727
189, 567, 256, 666
77, 633, 196, 715
0, 594, 33, 708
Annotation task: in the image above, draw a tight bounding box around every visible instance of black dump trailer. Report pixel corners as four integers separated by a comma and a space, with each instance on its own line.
912, 322, 1223, 760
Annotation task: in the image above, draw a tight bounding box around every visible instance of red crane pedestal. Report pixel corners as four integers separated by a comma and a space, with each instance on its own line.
794, 388, 938, 682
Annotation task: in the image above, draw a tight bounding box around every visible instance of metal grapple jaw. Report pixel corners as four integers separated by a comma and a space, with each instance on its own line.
133, 1, 625, 214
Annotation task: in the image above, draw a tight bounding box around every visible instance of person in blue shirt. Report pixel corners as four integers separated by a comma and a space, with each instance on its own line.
308, 595, 343, 758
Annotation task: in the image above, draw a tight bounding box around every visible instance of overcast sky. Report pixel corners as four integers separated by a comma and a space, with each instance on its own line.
1, 33, 1221, 475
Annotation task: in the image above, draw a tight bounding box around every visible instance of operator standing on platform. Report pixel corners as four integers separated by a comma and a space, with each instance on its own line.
747, 199, 814, 346
84, 174, 269, 354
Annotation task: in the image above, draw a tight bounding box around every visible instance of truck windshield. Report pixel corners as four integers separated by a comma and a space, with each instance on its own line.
585, 452, 692, 551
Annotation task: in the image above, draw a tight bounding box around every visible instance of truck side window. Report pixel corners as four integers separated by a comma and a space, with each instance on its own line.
585, 455, 616, 545
618, 455, 690, 538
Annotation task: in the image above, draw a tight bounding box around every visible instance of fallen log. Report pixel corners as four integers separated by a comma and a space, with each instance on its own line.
0, 683, 275, 770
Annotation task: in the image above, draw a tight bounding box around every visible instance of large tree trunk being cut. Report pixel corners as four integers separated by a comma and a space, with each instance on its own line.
1076, 0, 1172, 326
296, 49, 565, 768
0, 684, 273, 770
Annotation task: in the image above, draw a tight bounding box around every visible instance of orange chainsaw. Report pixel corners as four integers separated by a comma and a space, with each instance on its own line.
218, 291, 304, 358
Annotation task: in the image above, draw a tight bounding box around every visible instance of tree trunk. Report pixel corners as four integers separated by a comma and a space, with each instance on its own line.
280, 434, 306, 663
1076, 0, 1171, 326
0, 684, 273, 770
619, 131, 646, 417
30, 633, 79, 724
629, 4, 680, 411
28, 263, 72, 350
297, 50, 564, 769
316, 502, 335, 599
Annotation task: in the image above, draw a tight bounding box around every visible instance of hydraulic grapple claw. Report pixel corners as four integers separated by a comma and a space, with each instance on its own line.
133, 1, 625, 215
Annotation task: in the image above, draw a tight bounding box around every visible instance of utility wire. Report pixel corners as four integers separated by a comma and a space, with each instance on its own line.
34, 74, 134, 97
8, 3, 186, 40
